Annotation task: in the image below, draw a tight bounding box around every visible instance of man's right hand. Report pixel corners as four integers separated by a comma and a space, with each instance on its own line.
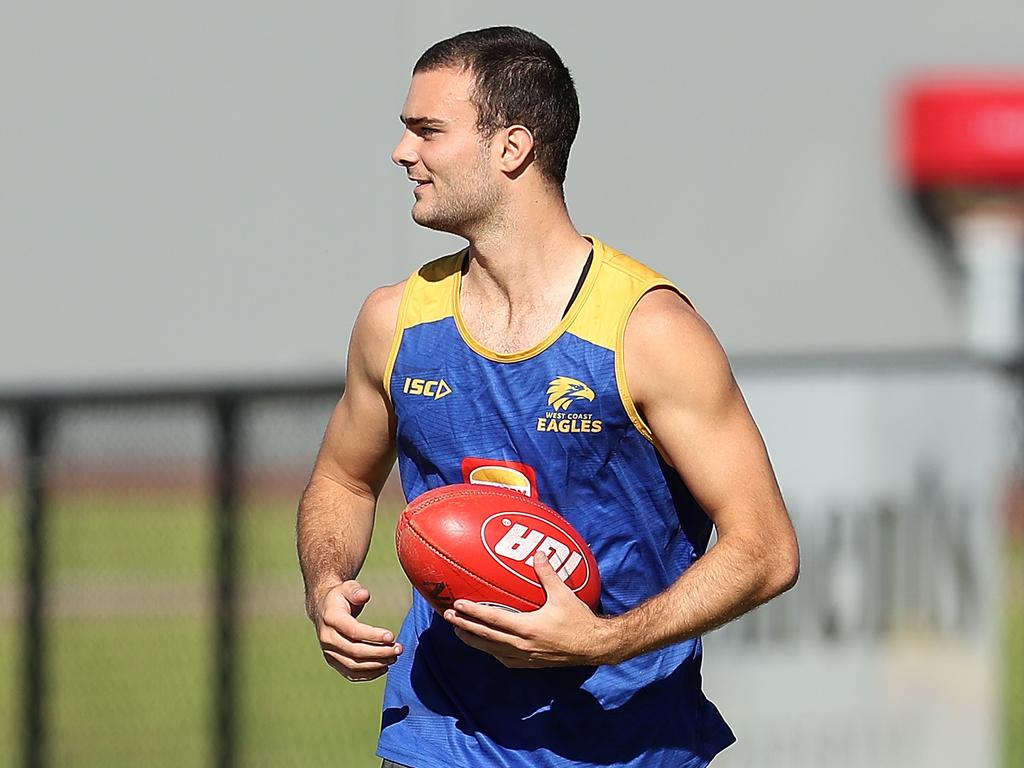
297, 285, 405, 682
315, 580, 403, 682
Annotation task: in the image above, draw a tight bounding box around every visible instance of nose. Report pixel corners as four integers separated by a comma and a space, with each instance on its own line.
391, 130, 419, 168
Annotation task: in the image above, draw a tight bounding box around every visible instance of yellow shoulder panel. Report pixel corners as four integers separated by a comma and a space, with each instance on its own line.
572, 238, 691, 443
381, 249, 464, 397
402, 250, 464, 328
571, 239, 688, 350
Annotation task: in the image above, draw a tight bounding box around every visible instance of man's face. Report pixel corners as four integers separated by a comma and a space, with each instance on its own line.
392, 67, 501, 234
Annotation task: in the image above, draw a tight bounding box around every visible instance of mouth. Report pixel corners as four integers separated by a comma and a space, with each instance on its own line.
409, 177, 432, 193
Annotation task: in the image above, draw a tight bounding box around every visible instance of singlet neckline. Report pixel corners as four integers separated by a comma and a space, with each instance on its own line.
562, 249, 594, 319
451, 236, 605, 363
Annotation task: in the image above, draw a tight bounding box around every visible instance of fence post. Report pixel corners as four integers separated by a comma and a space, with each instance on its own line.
1009, 374, 1024, 768
21, 403, 50, 768
213, 396, 240, 768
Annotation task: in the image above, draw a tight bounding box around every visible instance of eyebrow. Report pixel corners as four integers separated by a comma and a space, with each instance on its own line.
400, 115, 449, 128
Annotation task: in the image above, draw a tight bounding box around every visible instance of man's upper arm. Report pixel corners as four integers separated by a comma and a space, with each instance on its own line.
623, 289, 797, 578
312, 282, 404, 500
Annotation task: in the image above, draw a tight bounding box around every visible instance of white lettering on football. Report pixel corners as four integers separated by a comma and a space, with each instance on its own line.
508, 533, 583, 583
526, 536, 570, 571
481, 511, 592, 593
494, 523, 544, 561
557, 552, 583, 581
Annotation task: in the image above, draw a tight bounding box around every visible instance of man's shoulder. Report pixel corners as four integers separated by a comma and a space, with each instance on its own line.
358, 248, 465, 341
624, 286, 732, 417
355, 248, 464, 358
633, 284, 698, 318
354, 281, 406, 355
363, 280, 406, 318
626, 287, 705, 353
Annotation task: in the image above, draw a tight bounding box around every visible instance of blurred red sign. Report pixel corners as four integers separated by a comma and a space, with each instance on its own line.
899, 76, 1024, 185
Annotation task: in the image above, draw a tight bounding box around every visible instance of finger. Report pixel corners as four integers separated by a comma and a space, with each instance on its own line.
445, 609, 524, 648
338, 580, 371, 616
319, 582, 376, 626
452, 627, 523, 657
496, 655, 540, 669
323, 650, 390, 681
450, 630, 549, 669
345, 671, 387, 682
323, 648, 393, 672
339, 579, 370, 603
532, 551, 569, 599
320, 615, 395, 647
329, 634, 404, 663
449, 600, 523, 632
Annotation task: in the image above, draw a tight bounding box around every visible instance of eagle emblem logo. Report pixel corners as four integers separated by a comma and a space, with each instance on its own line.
546, 376, 596, 411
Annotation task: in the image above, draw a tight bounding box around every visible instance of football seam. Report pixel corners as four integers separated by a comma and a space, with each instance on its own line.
407, 486, 575, 524
402, 521, 543, 610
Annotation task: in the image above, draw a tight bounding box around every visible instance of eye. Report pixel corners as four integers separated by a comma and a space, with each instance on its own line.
418, 127, 439, 138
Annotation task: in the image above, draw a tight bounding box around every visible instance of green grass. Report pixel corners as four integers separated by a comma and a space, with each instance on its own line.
0, 489, 21, 768
237, 494, 411, 768
0, 616, 403, 768
0, 489, 410, 768
49, 618, 209, 768
1007, 541, 1024, 768
0, 490, 17, 582
0, 610, 19, 768
46, 492, 211, 580
237, 617, 395, 768
3, 488, 1022, 767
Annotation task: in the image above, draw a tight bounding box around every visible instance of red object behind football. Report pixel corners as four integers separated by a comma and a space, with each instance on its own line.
395, 483, 601, 613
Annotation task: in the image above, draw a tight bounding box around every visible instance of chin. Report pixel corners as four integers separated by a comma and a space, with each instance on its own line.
411, 207, 437, 228
412, 206, 459, 235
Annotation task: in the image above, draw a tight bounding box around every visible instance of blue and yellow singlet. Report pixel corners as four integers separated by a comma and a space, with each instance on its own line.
377, 236, 735, 768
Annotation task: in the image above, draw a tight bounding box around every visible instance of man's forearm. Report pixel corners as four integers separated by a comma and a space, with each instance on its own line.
597, 530, 798, 664
296, 472, 377, 621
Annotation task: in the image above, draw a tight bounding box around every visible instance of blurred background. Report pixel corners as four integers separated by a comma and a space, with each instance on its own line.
2, 2, 1022, 766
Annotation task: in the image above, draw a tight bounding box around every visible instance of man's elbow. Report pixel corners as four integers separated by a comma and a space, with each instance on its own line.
767, 530, 800, 598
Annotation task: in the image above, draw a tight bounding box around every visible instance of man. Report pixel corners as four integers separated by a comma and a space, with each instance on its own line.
297, 26, 798, 768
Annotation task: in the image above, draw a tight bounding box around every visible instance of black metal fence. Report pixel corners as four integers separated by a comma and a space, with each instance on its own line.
1, 363, 1021, 768
0, 381, 414, 768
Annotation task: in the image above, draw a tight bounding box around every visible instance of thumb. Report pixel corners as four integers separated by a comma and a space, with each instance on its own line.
533, 551, 569, 602
340, 580, 371, 617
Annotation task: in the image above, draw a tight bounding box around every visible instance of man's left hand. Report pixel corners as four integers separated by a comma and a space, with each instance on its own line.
443, 551, 615, 668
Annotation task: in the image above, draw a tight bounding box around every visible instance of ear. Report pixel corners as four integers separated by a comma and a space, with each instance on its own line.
497, 124, 535, 175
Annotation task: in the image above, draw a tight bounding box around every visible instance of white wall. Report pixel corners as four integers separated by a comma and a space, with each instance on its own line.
4, 1, 1024, 388
706, 364, 1010, 767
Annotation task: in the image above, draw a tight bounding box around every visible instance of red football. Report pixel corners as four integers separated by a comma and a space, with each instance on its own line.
395, 483, 601, 613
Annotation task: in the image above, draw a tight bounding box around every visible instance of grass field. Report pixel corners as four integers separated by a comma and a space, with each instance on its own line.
1007, 542, 1024, 768
0, 488, 410, 768
1, 490, 1023, 767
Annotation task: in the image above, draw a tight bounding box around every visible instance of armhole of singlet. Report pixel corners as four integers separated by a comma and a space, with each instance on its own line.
381, 275, 417, 405
614, 280, 694, 444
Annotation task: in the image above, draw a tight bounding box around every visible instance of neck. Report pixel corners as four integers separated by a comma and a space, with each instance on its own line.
462, 197, 591, 308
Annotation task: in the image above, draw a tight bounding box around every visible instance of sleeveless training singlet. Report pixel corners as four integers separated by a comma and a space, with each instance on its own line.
376, 236, 735, 768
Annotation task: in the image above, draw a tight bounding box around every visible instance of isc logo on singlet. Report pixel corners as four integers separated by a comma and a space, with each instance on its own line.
481, 511, 591, 591
403, 377, 452, 400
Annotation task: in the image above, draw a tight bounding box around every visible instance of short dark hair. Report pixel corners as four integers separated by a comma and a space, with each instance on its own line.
414, 26, 580, 187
